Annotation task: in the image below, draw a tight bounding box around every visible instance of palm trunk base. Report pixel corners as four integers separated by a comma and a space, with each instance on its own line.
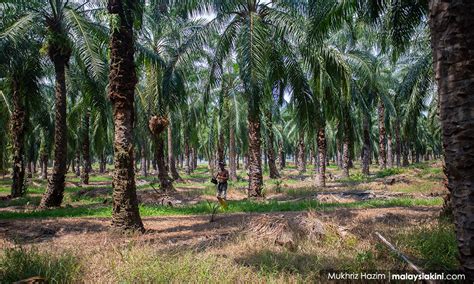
40, 172, 66, 208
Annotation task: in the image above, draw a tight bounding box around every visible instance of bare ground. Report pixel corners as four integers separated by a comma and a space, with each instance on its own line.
0, 206, 440, 251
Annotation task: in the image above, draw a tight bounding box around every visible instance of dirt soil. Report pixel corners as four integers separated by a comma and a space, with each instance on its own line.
0, 206, 439, 252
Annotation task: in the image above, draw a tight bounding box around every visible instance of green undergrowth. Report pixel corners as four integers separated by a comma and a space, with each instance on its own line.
0, 247, 81, 283
0, 220, 457, 283
394, 221, 458, 270
0, 197, 442, 220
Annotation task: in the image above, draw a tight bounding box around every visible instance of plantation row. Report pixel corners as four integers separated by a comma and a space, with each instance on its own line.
0, 0, 473, 277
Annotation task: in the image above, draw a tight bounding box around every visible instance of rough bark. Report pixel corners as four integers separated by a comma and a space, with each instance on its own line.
27, 160, 33, 178
149, 116, 173, 192
167, 118, 181, 181
140, 148, 147, 177
229, 121, 237, 181
294, 146, 299, 168
81, 110, 91, 185
430, 1, 474, 276
313, 141, 319, 173
40, 47, 70, 208
155, 133, 173, 191
179, 153, 183, 170
362, 114, 371, 176
107, 0, 144, 232
152, 158, 157, 173
395, 118, 402, 167
40, 154, 48, 180
247, 113, 263, 197
378, 100, 387, 169
342, 136, 350, 178
99, 153, 106, 174
265, 112, 280, 179
193, 148, 198, 170
10, 80, 27, 197
278, 141, 285, 170
236, 153, 240, 170
387, 133, 393, 168
217, 129, 225, 167
75, 150, 81, 177
297, 132, 306, 174
316, 127, 326, 187
336, 141, 343, 169
402, 142, 410, 167
184, 140, 191, 175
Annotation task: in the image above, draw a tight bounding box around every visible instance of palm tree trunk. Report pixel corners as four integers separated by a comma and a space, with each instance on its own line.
278, 141, 285, 170
247, 113, 263, 197
193, 148, 198, 170
378, 100, 387, 169
75, 150, 81, 177
140, 147, 147, 177
362, 113, 371, 176
229, 121, 237, 181
207, 150, 214, 174
316, 127, 326, 187
167, 118, 181, 181
81, 110, 91, 185
294, 146, 299, 168
430, 1, 474, 276
152, 158, 157, 174
107, 0, 144, 232
40, 50, 70, 208
342, 136, 350, 178
40, 154, 48, 180
184, 140, 191, 175
27, 159, 33, 179
265, 112, 280, 179
402, 141, 410, 167
337, 141, 343, 169
217, 128, 225, 166
99, 152, 106, 174
10, 80, 26, 197
297, 132, 306, 174
395, 118, 402, 167
155, 133, 173, 191
387, 133, 393, 168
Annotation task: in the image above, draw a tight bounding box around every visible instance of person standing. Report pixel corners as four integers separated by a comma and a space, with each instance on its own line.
215, 162, 229, 200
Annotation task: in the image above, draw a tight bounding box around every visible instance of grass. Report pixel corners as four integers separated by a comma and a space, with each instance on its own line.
0, 161, 456, 282
112, 250, 252, 283
0, 196, 41, 208
395, 222, 458, 270
375, 167, 404, 178
69, 175, 112, 183
0, 247, 81, 283
391, 181, 442, 194
0, 220, 457, 283
0, 197, 443, 220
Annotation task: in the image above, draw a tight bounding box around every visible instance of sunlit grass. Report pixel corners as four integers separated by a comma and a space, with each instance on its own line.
0, 197, 442, 220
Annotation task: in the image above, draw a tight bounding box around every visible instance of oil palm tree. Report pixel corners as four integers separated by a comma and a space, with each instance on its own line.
358, 0, 474, 274
197, 0, 311, 196
0, 38, 41, 197
428, 2, 474, 276
140, 6, 202, 191
107, 0, 144, 232
1, 0, 107, 206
